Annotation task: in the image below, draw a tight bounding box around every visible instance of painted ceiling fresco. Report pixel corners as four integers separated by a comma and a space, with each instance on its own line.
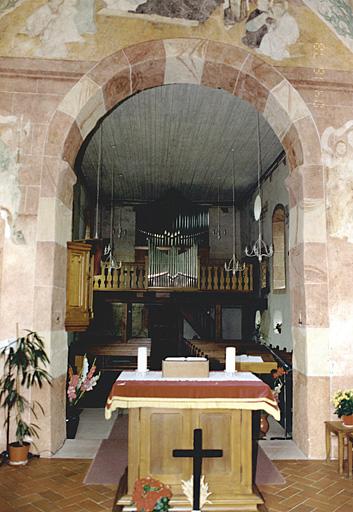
1, 0, 353, 69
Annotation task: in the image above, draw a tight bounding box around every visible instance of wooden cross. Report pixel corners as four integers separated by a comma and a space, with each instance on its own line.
173, 428, 223, 511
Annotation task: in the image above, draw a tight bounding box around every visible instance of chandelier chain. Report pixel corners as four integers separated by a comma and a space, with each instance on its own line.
245, 112, 273, 262
224, 149, 245, 274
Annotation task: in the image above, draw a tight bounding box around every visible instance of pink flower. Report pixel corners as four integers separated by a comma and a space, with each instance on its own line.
67, 356, 100, 407
69, 374, 79, 387
81, 377, 93, 392
87, 366, 96, 379
67, 385, 77, 401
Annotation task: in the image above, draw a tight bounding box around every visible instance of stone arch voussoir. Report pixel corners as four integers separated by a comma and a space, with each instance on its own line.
42, 37, 329, 458
49, 38, 321, 177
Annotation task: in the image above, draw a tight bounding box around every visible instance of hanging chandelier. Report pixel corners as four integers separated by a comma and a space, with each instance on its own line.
245, 113, 273, 262
106, 164, 122, 270
224, 149, 245, 275
115, 173, 127, 240
116, 206, 127, 240
213, 178, 226, 240
94, 124, 102, 240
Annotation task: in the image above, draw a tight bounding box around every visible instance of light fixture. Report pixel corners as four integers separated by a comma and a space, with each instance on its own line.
245, 113, 273, 262
213, 177, 226, 240
116, 206, 127, 240
107, 162, 122, 270
94, 125, 102, 239
224, 149, 245, 275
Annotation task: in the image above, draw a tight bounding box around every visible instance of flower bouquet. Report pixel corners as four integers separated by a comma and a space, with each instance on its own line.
332, 389, 353, 426
132, 477, 172, 512
66, 355, 100, 438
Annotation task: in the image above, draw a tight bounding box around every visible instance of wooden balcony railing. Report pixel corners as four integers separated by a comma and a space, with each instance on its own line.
93, 261, 253, 292
93, 262, 147, 291
199, 264, 253, 292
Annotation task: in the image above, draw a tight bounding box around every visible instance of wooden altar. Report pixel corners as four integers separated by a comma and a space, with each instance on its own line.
105, 371, 279, 511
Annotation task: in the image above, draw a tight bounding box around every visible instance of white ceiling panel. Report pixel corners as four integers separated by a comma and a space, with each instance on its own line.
78, 84, 283, 205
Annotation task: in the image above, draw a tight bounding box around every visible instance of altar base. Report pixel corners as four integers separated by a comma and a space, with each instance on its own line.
115, 407, 264, 512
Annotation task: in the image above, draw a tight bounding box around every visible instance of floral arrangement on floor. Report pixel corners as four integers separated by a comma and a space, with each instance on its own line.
132, 477, 172, 512
332, 389, 353, 418
67, 355, 100, 407
181, 475, 212, 509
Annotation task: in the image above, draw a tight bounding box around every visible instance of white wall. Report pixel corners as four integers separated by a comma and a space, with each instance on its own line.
209, 206, 241, 260
241, 159, 292, 350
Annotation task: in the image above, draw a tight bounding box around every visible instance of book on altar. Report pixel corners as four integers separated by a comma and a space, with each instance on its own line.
236, 355, 263, 362
162, 357, 209, 378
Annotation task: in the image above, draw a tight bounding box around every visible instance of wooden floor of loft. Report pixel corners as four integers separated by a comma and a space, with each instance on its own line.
1, 458, 353, 512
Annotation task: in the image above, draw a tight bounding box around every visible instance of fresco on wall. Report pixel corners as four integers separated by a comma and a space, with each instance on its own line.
1, 0, 353, 69
23, 0, 96, 58
303, 0, 353, 53
100, 0, 223, 27
241, 0, 299, 61
0, 115, 30, 244
0, 0, 23, 17
122, 0, 223, 22
224, 0, 250, 24
322, 121, 353, 243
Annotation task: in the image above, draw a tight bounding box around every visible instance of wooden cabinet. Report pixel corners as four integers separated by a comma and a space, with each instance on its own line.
65, 241, 93, 332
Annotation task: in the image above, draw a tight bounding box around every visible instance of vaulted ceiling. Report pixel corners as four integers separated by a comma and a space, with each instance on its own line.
77, 84, 284, 206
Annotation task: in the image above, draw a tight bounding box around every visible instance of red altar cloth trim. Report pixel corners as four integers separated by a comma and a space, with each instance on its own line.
105, 378, 280, 420
108, 379, 273, 401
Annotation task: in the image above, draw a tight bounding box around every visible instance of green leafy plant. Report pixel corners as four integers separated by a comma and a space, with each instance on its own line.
0, 331, 52, 447
332, 389, 353, 418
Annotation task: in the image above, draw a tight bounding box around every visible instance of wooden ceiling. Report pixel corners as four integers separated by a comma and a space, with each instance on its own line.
77, 84, 283, 206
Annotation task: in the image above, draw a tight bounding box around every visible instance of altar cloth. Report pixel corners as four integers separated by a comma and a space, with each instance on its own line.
105, 371, 280, 420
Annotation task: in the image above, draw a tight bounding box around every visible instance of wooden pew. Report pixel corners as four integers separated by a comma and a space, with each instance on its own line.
184, 339, 277, 373
75, 338, 151, 371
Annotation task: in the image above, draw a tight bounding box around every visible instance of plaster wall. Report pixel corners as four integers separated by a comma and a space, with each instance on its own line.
0, 58, 86, 454
0, 34, 352, 459
241, 159, 291, 351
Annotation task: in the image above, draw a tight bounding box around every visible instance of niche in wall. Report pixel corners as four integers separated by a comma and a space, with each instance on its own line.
272, 205, 286, 290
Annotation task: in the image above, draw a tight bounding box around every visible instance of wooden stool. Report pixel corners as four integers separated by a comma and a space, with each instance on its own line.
325, 420, 353, 474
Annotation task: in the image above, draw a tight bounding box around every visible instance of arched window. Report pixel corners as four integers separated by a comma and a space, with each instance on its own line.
272, 205, 286, 290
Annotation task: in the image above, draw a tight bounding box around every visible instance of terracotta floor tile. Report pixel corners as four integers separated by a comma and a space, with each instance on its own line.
300, 497, 337, 512
2, 457, 353, 511
288, 504, 317, 512
333, 505, 353, 512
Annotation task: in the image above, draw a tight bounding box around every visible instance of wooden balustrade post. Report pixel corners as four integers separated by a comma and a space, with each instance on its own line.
200, 266, 206, 290
244, 266, 250, 292
225, 268, 230, 291
207, 266, 213, 291
107, 265, 113, 289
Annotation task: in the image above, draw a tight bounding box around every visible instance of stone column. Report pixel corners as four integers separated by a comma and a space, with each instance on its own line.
286, 164, 330, 458
321, 122, 353, 424
32, 160, 76, 455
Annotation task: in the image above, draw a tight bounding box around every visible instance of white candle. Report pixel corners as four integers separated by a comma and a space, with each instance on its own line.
225, 347, 236, 373
137, 346, 148, 372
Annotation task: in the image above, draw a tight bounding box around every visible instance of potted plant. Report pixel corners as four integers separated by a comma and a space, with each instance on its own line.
332, 389, 353, 426
0, 331, 51, 465
66, 354, 100, 438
